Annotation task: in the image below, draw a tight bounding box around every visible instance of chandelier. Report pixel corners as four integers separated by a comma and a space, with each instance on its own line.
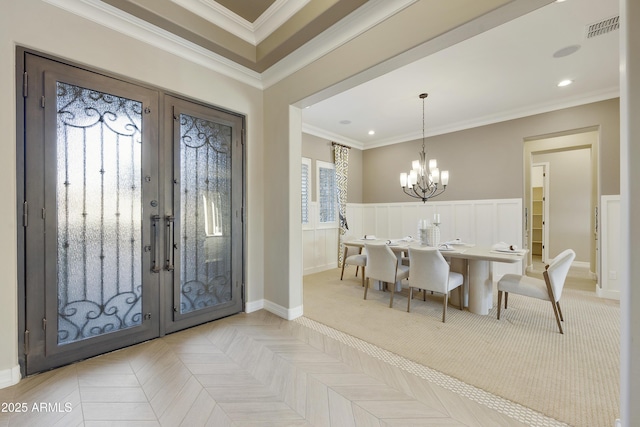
400, 93, 449, 203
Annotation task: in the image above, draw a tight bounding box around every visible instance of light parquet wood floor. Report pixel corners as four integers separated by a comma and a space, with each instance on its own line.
0, 310, 554, 426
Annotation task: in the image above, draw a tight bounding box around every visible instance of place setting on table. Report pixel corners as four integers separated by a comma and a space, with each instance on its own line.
345, 214, 528, 315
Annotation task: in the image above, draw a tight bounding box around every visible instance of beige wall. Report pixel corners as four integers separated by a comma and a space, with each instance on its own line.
363, 99, 620, 203
1, 0, 264, 378
301, 133, 363, 203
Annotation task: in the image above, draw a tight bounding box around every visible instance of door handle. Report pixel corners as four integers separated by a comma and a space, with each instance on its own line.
151, 215, 161, 273
165, 215, 175, 271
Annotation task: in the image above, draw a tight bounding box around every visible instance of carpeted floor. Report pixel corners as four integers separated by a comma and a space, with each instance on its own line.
303, 265, 620, 427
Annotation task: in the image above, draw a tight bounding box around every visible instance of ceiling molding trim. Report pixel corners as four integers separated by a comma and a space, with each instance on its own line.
171, 0, 255, 44
302, 123, 365, 150
261, 0, 418, 89
44, 0, 263, 89
170, 0, 311, 46
358, 89, 621, 150
253, 0, 313, 44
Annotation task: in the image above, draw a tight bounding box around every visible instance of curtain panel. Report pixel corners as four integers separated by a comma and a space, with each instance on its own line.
334, 143, 350, 266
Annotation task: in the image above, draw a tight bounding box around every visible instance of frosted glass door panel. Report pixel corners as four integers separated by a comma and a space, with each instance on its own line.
179, 113, 232, 314
56, 82, 143, 345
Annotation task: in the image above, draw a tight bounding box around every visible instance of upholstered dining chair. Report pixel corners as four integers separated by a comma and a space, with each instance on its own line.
407, 246, 464, 322
497, 248, 576, 334
364, 243, 410, 308
340, 245, 367, 287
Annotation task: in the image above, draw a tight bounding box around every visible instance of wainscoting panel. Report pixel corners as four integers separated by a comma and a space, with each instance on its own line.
303, 202, 340, 275
453, 203, 475, 244
304, 199, 524, 278
473, 202, 496, 246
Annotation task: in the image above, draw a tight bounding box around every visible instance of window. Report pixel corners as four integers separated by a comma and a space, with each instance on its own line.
301, 157, 311, 225
316, 160, 337, 226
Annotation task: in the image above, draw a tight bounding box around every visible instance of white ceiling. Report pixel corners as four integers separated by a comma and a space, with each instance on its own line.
301, 0, 620, 150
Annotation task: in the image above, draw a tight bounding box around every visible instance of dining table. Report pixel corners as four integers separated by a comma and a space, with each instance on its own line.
344, 238, 528, 315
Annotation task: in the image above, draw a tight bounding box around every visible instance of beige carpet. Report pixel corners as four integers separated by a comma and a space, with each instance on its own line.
303, 266, 620, 427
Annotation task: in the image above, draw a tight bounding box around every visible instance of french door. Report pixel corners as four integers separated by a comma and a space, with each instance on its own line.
20, 52, 243, 374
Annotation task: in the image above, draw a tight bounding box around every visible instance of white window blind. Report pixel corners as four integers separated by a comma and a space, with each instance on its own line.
301, 157, 311, 225
317, 160, 337, 225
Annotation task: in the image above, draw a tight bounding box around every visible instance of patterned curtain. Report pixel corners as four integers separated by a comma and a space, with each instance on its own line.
334, 143, 350, 266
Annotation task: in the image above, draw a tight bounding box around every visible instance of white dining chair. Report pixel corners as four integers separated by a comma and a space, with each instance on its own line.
364, 243, 409, 308
340, 244, 367, 287
497, 248, 576, 334
407, 246, 463, 322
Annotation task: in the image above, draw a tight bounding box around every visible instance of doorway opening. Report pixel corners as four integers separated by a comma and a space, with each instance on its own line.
524, 128, 599, 285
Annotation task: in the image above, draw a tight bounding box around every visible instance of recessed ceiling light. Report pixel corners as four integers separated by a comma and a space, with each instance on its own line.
368, 130, 375, 135
339, 120, 351, 125
557, 79, 573, 87
553, 44, 581, 58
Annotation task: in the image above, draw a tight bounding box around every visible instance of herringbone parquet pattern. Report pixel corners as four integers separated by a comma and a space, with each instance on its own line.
0, 310, 550, 426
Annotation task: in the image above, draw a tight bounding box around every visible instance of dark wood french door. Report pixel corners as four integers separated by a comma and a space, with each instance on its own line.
19, 51, 243, 374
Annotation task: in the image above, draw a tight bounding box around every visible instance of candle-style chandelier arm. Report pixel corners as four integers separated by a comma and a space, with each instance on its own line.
401, 182, 447, 203
399, 92, 450, 204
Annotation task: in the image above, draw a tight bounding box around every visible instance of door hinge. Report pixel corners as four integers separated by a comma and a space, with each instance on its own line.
22, 72, 28, 98
42, 208, 46, 220
41, 96, 45, 108
42, 318, 47, 331
23, 201, 28, 227
24, 330, 29, 355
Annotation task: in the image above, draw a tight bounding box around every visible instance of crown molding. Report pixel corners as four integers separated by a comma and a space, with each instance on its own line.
43, 0, 415, 91
253, 0, 313, 44
261, 0, 417, 89
43, 0, 263, 89
302, 123, 365, 150
362, 88, 620, 150
170, 0, 311, 45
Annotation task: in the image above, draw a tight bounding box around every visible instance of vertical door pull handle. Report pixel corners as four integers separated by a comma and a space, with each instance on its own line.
165, 215, 175, 271
151, 215, 161, 273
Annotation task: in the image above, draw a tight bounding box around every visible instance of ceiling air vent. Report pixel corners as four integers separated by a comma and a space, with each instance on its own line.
586, 16, 619, 39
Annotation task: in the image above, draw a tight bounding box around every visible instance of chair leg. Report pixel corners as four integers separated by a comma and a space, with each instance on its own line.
543, 270, 563, 334
407, 287, 413, 312
340, 246, 348, 280
442, 292, 448, 322
364, 278, 369, 300
389, 283, 395, 308
458, 286, 463, 310
355, 266, 359, 277
556, 301, 564, 321
550, 299, 564, 334
504, 292, 509, 309
497, 291, 502, 320
361, 267, 365, 287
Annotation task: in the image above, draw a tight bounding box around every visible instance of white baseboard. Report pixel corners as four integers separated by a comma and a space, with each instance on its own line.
304, 262, 338, 276
263, 300, 304, 320
596, 286, 620, 301
0, 365, 21, 389
245, 298, 304, 320
244, 299, 264, 313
